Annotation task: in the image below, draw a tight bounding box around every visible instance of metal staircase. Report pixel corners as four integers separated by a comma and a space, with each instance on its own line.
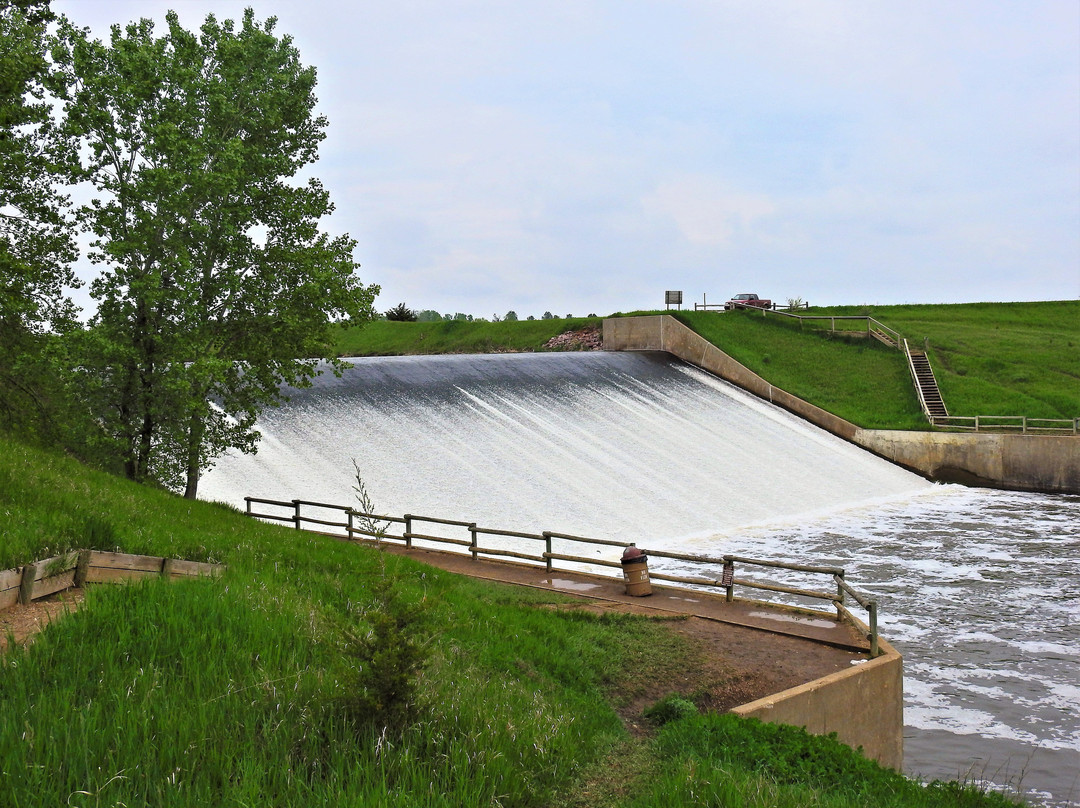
904, 340, 948, 420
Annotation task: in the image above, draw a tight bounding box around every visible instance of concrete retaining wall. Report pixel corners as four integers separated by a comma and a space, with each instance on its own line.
853, 429, 1080, 493
733, 639, 904, 770
603, 316, 1080, 494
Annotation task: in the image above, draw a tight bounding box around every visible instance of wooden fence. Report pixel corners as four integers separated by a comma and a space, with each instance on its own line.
0, 550, 224, 611
929, 415, 1079, 435
246, 496, 882, 655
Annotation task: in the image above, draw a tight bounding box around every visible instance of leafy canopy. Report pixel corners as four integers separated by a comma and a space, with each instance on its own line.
0, 0, 80, 441
48, 8, 378, 496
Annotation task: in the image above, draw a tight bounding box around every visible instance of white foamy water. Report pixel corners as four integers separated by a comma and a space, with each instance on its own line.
201, 352, 1079, 807
714, 488, 1080, 807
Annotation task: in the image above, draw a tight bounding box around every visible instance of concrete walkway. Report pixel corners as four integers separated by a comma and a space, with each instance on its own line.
377, 542, 872, 654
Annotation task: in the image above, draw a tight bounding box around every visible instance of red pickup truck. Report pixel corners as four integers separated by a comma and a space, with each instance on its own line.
725, 293, 773, 310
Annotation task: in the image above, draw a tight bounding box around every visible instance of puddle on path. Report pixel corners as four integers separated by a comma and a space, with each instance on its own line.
747, 611, 837, 630
547, 578, 601, 592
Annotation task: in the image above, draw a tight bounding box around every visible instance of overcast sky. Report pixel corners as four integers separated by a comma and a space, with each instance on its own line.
54, 1, 1080, 318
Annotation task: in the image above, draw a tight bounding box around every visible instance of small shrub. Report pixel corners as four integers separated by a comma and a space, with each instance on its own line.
385, 303, 418, 322
644, 694, 698, 726
350, 460, 390, 540
338, 576, 432, 734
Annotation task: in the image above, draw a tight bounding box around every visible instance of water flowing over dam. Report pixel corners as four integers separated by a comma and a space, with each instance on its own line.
201, 351, 1079, 808
203, 352, 929, 537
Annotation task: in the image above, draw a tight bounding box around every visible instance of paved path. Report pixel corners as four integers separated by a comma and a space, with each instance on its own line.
377, 542, 872, 654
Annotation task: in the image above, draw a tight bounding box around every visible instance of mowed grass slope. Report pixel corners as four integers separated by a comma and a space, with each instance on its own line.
0, 435, 1023, 807
799, 301, 1080, 420
335, 316, 602, 356
671, 310, 927, 429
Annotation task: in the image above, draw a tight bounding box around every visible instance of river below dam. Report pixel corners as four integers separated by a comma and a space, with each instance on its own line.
201, 351, 1079, 807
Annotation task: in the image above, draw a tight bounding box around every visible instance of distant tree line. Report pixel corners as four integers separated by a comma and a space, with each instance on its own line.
385, 308, 599, 323
0, 0, 378, 498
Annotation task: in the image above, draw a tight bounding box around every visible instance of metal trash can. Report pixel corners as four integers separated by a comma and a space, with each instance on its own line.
621, 545, 652, 596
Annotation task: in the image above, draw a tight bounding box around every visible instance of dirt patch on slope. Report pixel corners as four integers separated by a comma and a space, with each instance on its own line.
0, 589, 85, 652
540, 600, 857, 736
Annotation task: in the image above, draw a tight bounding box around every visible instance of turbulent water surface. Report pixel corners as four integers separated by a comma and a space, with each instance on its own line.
201, 352, 1079, 807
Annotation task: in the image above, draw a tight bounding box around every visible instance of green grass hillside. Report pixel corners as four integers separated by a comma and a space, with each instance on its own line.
335, 316, 602, 356
799, 301, 1080, 420
670, 310, 928, 429
672, 301, 1079, 429
1, 435, 1023, 807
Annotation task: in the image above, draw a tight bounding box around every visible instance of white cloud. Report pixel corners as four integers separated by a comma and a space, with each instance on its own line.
642, 178, 777, 247
55, 0, 1080, 313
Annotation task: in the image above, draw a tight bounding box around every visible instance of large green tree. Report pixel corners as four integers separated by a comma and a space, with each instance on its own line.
49, 9, 378, 497
0, 0, 79, 438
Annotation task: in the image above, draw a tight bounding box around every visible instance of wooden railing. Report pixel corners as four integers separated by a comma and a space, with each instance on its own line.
719, 306, 904, 348
930, 415, 1079, 435
245, 497, 883, 655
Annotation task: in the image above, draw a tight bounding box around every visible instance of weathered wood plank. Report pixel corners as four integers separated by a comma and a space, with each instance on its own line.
0, 588, 18, 610
162, 559, 224, 578
84, 567, 160, 584
31, 569, 76, 600
0, 567, 22, 593
30, 553, 78, 582
88, 551, 166, 573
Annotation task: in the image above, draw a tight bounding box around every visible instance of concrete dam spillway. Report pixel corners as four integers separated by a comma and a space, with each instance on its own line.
201, 351, 1080, 808
202, 351, 930, 537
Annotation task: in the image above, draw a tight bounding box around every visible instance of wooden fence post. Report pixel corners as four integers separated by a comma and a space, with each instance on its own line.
469, 524, 478, 561
74, 550, 92, 587
293, 500, 301, 530
835, 571, 845, 620
18, 562, 38, 605
544, 532, 553, 573
404, 514, 413, 549
722, 558, 735, 602
869, 601, 879, 657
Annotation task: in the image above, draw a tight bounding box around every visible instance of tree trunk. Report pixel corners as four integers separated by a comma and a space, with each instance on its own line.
183, 408, 205, 499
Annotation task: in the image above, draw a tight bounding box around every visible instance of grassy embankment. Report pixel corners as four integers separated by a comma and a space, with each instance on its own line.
796, 301, 1080, 421
1, 434, 1023, 807
335, 316, 602, 356
672, 301, 1079, 428
332, 301, 1080, 430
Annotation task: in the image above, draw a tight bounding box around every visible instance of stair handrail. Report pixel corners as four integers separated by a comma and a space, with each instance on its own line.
904, 339, 932, 420
729, 307, 903, 349
904, 339, 948, 421
867, 317, 902, 346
